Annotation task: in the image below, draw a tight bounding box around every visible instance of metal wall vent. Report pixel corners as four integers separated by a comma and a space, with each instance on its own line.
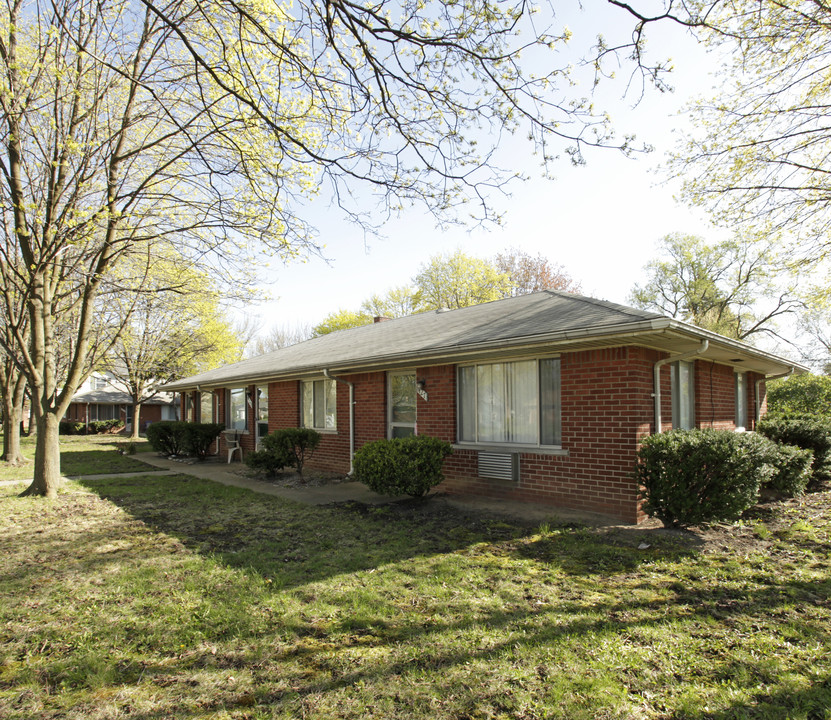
478, 452, 519, 482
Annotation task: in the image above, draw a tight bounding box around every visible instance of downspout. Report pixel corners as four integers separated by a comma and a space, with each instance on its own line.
653, 340, 709, 434
755, 367, 795, 424
323, 369, 355, 475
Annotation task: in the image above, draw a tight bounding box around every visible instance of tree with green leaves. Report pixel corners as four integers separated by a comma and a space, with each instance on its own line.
313, 248, 584, 335
629, 233, 801, 342
672, 0, 831, 259
0, 0, 679, 497
413, 250, 514, 311
103, 256, 243, 440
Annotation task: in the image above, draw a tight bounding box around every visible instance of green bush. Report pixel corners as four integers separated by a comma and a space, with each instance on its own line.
353, 435, 453, 498
245, 427, 322, 476
636, 429, 774, 527
59, 421, 85, 435
180, 423, 224, 460
245, 432, 293, 476
757, 412, 831, 486
147, 421, 225, 458
763, 442, 814, 498
146, 421, 184, 455
767, 374, 831, 416
88, 419, 124, 435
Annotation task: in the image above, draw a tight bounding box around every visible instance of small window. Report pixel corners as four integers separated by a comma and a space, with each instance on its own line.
185, 394, 195, 423
256, 385, 269, 444
671, 361, 695, 430
301, 379, 336, 431
735, 373, 748, 430
389, 372, 416, 438
200, 392, 213, 423
227, 388, 247, 431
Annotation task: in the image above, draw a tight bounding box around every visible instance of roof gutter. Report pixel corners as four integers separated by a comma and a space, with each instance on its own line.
653, 340, 709, 434
323, 369, 355, 475
755, 366, 796, 424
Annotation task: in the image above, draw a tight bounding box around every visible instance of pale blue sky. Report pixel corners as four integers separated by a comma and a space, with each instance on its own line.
245, 3, 727, 334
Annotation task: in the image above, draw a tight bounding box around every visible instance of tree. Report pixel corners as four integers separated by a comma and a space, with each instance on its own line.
0, 0, 319, 497
0, 0, 669, 497
413, 250, 513, 310
245, 323, 313, 357
767, 375, 831, 416
312, 310, 374, 337
103, 258, 243, 440
628, 233, 801, 342
672, 0, 831, 257
495, 248, 582, 295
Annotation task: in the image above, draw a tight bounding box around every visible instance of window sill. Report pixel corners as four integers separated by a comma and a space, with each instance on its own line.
453, 443, 569, 457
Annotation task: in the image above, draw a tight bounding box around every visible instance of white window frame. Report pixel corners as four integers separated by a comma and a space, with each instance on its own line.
735, 372, 748, 431
671, 360, 695, 430
227, 387, 248, 432
388, 371, 417, 438
301, 379, 337, 431
457, 357, 562, 448
199, 391, 213, 423
256, 385, 269, 446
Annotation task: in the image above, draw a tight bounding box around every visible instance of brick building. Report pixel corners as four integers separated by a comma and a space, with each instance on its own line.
163, 291, 806, 523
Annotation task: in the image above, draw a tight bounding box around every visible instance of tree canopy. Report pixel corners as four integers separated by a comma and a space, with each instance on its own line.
628, 233, 801, 342
312, 249, 583, 336
673, 0, 831, 258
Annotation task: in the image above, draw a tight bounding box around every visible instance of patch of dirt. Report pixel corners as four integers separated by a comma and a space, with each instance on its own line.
235, 467, 349, 489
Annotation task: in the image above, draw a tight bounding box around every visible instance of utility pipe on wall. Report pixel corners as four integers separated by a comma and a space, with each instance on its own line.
323, 369, 355, 474
653, 340, 709, 434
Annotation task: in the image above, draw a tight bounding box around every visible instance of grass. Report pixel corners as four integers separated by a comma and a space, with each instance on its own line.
1, 441, 830, 719
0, 434, 152, 483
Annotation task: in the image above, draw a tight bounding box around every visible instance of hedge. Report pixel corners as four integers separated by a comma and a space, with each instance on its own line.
146, 421, 223, 458
353, 435, 453, 498
636, 429, 774, 527
757, 412, 831, 487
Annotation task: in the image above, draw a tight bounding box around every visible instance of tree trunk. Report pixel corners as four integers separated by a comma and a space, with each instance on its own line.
130, 402, 142, 441
1, 372, 27, 465
20, 412, 62, 498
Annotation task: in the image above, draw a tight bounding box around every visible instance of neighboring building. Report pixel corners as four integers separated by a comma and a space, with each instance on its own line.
65, 372, 179, 433
162, 291, 807, 523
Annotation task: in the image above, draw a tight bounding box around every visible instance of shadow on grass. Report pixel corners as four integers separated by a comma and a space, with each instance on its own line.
4, 474, 831, 719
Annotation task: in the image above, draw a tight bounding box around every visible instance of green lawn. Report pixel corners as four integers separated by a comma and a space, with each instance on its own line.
1, 445, 830, 719
0, 434, 151, 483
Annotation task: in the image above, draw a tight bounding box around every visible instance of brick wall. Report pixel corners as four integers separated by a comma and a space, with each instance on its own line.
198, 346, 765, 525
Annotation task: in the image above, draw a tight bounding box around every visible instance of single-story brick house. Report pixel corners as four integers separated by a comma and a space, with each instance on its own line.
163, 291, 806, 523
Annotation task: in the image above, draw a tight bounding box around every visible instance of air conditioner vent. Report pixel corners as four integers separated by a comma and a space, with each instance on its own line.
478, 452, 519, 482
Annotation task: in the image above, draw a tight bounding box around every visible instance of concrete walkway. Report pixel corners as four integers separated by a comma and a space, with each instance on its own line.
131, 452, 413, 507
3, 452, 617, 526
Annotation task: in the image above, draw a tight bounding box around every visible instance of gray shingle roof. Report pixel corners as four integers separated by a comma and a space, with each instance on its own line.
162, 290, 805, 391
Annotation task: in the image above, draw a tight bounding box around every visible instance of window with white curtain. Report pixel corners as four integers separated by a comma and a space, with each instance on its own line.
671, 361, 695, 430
200, 392, 213, 423
228, 388, 247, 431
458, 358, 561, 446
735, 372, 747, 430
301, 379, 336, 431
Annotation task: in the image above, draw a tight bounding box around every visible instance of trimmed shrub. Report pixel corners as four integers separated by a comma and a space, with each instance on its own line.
59, 421, 85, 435
180, 423, 224, 460
88, 419, 124, 435
757, 412, 831, 486
245, 432, 293, 476
246, 427, 321, 476
147, 421, 224, 458
353, 435, 453, 498
636, 429, 774, 527
763, 442, 814, 498
146, 421, 187, 456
